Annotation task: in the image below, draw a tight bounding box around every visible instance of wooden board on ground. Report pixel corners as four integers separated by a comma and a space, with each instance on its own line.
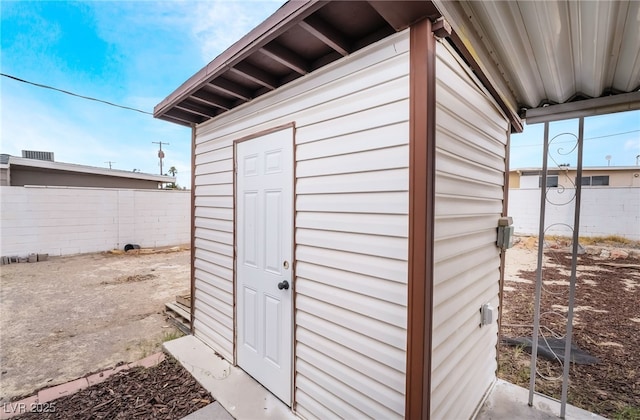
165, 301, 191, 335
176, 294, 191, 308
598, 262, 640, 269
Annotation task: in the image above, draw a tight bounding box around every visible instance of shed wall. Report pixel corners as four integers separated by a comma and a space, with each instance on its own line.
431, 42, 509, 419
193, 31, 410, 417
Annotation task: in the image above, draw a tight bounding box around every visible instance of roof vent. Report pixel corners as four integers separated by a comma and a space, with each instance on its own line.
22, 150, 55, 161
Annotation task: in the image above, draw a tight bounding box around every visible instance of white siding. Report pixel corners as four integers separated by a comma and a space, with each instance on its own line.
193, 31, 410, 417
431, 42, 509, 419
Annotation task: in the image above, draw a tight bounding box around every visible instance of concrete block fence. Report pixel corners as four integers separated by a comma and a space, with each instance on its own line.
0, 186, 190, 257
508, 187, 640, 241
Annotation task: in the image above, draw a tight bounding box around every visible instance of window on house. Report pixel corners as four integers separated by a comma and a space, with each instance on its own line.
577, 175, 610, 186
591, 175, 609, 186
539, 175, 558, 188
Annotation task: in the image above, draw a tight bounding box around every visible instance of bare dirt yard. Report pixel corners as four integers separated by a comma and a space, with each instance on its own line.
500, 237, 640, 419
0, 247, 190, 403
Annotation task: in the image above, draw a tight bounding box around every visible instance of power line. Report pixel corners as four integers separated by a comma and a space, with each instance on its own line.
1, 72, 152, 115
511, 129, 640, 148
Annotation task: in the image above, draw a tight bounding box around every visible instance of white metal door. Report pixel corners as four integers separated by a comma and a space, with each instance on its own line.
236, 128, 293, 406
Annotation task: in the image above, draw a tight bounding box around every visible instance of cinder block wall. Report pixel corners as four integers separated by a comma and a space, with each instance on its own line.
508, 187, 640, 240
0, 186, 190, 256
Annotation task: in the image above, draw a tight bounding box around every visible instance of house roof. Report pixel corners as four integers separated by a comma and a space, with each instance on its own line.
154, 0, 640, 131
6, 156, 175, 183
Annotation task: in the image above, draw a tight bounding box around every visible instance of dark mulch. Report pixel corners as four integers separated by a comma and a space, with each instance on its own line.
17, 357, 212, 419
499, 247, 640, 418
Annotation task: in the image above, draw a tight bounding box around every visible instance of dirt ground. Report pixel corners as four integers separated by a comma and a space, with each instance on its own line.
0, 248, 190, 402
500, 237, 640, 418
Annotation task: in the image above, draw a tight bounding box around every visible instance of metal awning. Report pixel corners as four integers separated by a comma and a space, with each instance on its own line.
434, 0, 640, 124
154, 0, 640, 130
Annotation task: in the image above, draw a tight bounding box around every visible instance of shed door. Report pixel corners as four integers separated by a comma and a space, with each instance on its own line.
236, 128, 293, 406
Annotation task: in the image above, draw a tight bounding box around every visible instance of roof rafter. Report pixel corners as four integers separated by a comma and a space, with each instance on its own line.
165, 108, 204, 124
261, 43, 309, 75
299, 15, 350, 56
190, 90, 233, 110
230, 62, 279, 90
175, 101, 219, 118
208, 78, 253, 101
160, 115, 192, 127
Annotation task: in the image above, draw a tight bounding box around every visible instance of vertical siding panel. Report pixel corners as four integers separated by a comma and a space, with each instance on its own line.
431, 41, 509, 419
193, 30, 410, 417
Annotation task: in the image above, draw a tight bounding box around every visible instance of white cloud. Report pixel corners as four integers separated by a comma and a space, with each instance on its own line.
624, 138, 640, 151
190, 1, 285, 62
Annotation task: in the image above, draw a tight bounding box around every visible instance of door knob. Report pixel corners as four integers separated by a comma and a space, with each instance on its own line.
278, 280, 290, 290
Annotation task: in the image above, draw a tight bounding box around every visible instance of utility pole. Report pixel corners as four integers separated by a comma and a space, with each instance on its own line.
152, 141, 170, 175
105, 161, 116, 169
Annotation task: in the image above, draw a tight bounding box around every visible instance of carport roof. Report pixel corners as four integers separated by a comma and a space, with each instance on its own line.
154, 0, 640, 131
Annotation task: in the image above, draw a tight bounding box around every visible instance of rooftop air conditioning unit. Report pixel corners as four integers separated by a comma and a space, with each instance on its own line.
22, 150, 55, 161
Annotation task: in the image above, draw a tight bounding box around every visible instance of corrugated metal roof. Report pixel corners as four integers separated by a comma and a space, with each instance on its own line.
154, 1, 640, 130
434, 0, 640, 115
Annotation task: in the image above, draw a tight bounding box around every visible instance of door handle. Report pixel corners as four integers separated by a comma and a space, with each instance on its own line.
278, 280, 290, 290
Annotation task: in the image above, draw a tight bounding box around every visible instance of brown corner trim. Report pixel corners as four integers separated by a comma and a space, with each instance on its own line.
190, 124, 197, 333
497, 130, 511, 365
406, 17, 436, 420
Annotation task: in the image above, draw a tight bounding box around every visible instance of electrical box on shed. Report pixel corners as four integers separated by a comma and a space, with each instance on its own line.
480, 303, 495, 327
497, 216, 514, 249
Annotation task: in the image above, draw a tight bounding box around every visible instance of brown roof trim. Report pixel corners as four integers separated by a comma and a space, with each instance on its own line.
406, 17, 436, 419
153, 0, 324, 118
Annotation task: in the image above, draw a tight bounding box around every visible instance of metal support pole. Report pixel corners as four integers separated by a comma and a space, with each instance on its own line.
560, 117, 584, 418
529, 122, 550, 406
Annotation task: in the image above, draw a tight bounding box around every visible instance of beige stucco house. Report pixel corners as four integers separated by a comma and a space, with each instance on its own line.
510, 166, 640, 189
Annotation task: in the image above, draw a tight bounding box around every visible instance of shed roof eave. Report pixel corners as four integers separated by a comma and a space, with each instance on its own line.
153, 0, 321, 119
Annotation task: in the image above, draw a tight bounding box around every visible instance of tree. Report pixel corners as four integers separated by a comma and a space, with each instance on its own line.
166, 166, 179, 189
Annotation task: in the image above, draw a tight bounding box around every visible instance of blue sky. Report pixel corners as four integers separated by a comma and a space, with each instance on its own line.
511, 111, 640, 169
1, 1, 639, 189
1, 0, 286, 188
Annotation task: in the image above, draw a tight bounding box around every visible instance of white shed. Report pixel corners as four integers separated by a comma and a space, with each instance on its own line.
154, 1, 640, 418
